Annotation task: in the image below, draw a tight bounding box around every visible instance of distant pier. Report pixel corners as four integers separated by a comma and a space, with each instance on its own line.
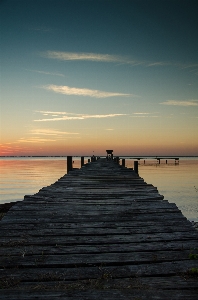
0, 157, 197, 299
132, 157, 179, 164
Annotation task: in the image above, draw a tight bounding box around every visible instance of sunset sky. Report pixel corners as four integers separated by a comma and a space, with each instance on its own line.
0, 0, 198, 156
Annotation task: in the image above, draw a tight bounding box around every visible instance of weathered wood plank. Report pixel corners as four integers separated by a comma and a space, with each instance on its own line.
10, 201, 177, 210
1, 231, 197, 247
0, 218, 192, 227
0, 223, 195, 237
0, 250, 193, 269
1, 290, 198, 300
2, 208, 186, 220
0, 239, 197, 256
1, 260, 197, 281
2, 276, 197, 291
4, 208, 181, 219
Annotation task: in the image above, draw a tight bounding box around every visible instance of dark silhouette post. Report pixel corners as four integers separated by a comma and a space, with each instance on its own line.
122, 159, 125, 167
91, 155, 96, 162
81, 157, 84, 167
134, 161, 138, 175
67, 156, 73, 173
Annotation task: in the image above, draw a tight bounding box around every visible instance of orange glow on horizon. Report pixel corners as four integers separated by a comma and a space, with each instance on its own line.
1, 139, 198, 157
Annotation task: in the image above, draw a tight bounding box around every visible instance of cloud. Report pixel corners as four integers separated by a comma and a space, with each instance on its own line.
41, 51, 198, 72
28, 69, 64, 77
133, 113, 150, 115
131, 112, 159, 118
160, 100, 198, 106
146, 62, 168, 67
42, 51, 122, 63
41, 51, 156, 66
36, 111, 76, 115
42, 84, 133, 98
18, 138, 56, 143
34, 111, 127, 122
30, 129, 79, 136
131, 116, 159, 118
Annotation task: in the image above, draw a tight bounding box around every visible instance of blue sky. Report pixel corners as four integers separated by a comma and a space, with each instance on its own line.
0, 0, 198, 156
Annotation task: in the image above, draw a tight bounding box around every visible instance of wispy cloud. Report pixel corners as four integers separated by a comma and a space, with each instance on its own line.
41, 51, 198, 71
42, 51, 124, 63
27, 69, 64, 77
131, 116, 159, 118
34, 111, 127, 122
160, 100, 198, 106
18, 138, 56, 143
30, 129, 79, 136
131, 112, 159, 118
42, 84, 133, 98
41, 51, 160, 66
133, 113, 150, 115
0, 144, 32, 155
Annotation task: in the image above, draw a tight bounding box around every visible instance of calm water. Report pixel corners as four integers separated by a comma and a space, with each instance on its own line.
0, 157, 198, 221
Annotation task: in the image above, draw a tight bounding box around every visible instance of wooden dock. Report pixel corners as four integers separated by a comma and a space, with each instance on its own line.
0, 158, 198, 299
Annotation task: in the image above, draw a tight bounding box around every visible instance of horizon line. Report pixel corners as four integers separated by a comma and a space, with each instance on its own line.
1, 155, 198, 158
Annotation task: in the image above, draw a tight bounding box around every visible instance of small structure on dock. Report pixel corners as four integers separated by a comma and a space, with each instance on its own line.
106, 149, 113, 160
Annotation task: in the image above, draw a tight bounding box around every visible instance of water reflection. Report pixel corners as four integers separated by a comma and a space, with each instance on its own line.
0, 158, 68, 203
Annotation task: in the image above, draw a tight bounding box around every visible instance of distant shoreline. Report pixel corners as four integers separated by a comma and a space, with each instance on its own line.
1, 156, 198, 158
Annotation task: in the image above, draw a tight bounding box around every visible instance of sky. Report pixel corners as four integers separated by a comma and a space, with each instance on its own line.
0, 0, 198, 156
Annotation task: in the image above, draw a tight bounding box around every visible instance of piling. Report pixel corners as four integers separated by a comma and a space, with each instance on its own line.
67, 156, 73, 173
91, 156, 96, 162
134, 160, 138, 174
81, 157, 84, 167
115, 156, 119, 164
122, 158, 125, 167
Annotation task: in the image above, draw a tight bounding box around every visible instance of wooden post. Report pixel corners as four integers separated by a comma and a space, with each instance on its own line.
88, 159, 90, 163
67, 156, 73, 173
166, 160, 167, 164
122, 159, 125, 167
116, 157, 119, 164
81, 157, 84, 167
134, 161, 138, 174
